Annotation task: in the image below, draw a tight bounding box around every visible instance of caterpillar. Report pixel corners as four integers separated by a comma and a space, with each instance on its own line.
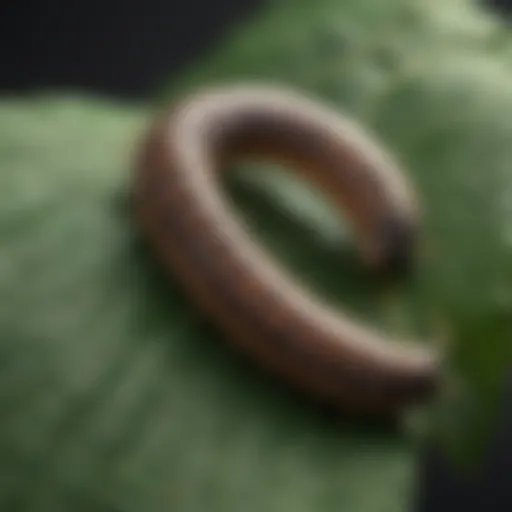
133, 84, 440, 415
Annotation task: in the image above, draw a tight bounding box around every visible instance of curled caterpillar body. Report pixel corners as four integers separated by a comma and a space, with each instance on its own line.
133, 84, 440, 415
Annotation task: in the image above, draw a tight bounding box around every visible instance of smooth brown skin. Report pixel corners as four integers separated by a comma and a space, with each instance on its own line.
133, 84, 441, 415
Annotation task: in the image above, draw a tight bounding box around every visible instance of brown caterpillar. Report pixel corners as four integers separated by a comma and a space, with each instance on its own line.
133, 84, 440, 415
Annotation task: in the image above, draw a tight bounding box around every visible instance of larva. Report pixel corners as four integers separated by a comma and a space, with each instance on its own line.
133, 84, 440, 415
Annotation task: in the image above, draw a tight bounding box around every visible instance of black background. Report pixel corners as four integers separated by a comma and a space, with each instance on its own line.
0, 1, 511, 511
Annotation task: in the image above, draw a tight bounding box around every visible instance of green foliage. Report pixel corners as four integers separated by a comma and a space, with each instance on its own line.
1, 0, 512, 511
163, 0, 508, 118
0, 98, 419, 512
371, 53, 512, 468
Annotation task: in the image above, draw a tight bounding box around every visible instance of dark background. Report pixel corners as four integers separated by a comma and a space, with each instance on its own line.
0, 0, 261, 99
0, 1, 511, 511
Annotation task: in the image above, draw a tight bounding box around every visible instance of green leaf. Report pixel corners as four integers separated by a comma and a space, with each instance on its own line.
371, 53, 512, 469
0, 97, 422, 511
